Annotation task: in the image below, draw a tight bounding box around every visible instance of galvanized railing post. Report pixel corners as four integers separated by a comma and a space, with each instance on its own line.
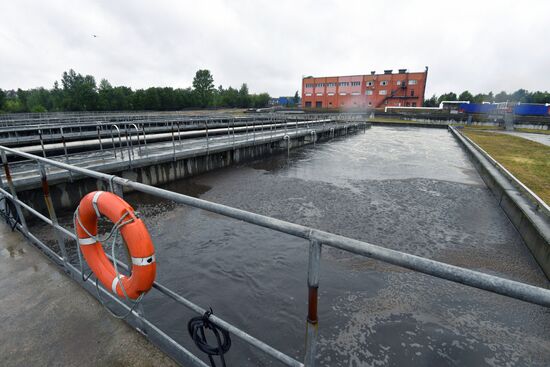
305, 239, 322, 367
171, 121, 176, 162
59, 127, 74, 182
37, 162, 69, 269
38, 129, 46, 157
97, 125, 103, 151
1, 150, 29, 235
205, 120, 209, 153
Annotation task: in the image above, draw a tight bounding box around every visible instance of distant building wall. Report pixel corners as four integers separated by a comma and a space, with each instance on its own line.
302, 68, 428, 109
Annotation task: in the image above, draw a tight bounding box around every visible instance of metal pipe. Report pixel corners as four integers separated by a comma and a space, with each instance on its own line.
171, 122, 176, 162
38, 129, 46, 157
0, 151, 29, 235
304, 240, 321, 367
97, 125, 103, 151
110, 124, 124, 159
37, 162, 69, 267
129, 123, 142, 155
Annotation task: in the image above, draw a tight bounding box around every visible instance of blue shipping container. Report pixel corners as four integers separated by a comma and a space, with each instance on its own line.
459, 103, 497, 114
513, 104, 549, 116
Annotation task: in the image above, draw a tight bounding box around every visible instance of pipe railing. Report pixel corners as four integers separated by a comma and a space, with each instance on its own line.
2, 122, 546, 366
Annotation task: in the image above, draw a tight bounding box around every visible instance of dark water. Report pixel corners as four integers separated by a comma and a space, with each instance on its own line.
36, 126, 550, 366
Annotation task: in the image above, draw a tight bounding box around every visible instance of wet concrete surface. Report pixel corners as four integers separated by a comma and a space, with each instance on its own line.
496, 131, 550, 146
28, 126, 550, 366
0, 220, 178, 367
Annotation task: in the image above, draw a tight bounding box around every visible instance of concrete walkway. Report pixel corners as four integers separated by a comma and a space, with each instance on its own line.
497, 130, 550, 146
0, 221, 178, 367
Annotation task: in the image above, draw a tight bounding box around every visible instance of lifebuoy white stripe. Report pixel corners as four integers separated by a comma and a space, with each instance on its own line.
131, 255, 156, 266
111, 275, 125, 294
78, 237, 96, 245
92, 191, 104, 218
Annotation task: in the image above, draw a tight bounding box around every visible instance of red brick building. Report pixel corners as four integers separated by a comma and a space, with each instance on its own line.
302, 67, 428, 109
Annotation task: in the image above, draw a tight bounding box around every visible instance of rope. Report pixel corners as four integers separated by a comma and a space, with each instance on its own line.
0, 196, 20, 231
72, 204, 145, 319
188, 308, 231, 367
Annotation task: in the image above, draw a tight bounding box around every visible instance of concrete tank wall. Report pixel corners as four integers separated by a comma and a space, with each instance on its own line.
18, 125, 363, 216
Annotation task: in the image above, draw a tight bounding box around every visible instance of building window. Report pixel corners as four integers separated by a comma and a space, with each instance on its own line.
326, 82, 336, 87
410, 90, 415, 97
316, 93, 323, 96
339, 92, 347, 95
412, 102, 417, 107
316, 83, 324, 87
327, 92, 335, 96
396, 80, 401, 86
338, 82, 350, 87
351, 92, 360, 95
315, 101, 322, 108
305, 93, 312, 96
380, 81, 388, 86
368, 101, 372, 106
379, 90, 387, 95
408, 80, 417, 85
365, 90, 373, 95
305, 83, 314, 88
305, 101, 312, 107
366, 81, 374, 86
351, 81, 361, 86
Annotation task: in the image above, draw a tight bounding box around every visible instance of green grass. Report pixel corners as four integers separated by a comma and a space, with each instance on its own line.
463, 128, 550, 203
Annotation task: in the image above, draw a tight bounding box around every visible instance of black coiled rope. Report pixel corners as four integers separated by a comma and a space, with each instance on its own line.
188, 308, 231, 367
0, 196, 20, 231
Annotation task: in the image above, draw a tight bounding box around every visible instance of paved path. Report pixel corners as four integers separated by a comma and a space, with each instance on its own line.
0, 220, 178, 367
497, 130, 550, 146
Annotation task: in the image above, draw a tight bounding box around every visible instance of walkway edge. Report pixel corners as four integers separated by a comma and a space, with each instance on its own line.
449, 126, 550, 279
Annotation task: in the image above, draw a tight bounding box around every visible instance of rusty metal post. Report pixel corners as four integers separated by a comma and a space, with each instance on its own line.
1, 150, 28, 235
38, 129, 46, 157
37, 162, 69, 268
304, 239, 321, 367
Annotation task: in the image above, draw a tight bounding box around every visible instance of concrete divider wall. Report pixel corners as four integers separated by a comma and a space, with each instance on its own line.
450, 127, 550, 278
17, 125, 363, 216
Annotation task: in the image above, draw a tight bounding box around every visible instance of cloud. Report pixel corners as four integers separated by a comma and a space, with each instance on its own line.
1, 0, 549, 97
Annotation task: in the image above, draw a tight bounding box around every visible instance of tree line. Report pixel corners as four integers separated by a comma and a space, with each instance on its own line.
424, 89, 550, 107
0, 69, 271, 113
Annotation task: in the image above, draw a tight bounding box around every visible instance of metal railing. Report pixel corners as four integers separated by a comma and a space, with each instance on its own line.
1, 142, 550, 366
2, 119, 363, 185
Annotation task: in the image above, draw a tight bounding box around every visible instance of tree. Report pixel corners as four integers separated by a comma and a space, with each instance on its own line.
50, 81, 64, 111
437, 92, 457, 104
238, 83, 251, 108
0, 89, 6, 111
494, 91, 509, 103
293, 91, 300, 105
27, 87, 52, 112
458, 90, 474, 102
192, 69, 215, 108
252, 93, 270, 108
97, 79, 113, 110
423, 94, 438, 107
511, 89, 528, 103
61, 69, 98, 111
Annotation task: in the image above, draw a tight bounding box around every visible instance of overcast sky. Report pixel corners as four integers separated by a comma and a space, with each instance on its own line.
1, 0, 549, 97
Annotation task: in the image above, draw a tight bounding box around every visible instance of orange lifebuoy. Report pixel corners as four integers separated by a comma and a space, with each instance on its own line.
75, 191, 156, 299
